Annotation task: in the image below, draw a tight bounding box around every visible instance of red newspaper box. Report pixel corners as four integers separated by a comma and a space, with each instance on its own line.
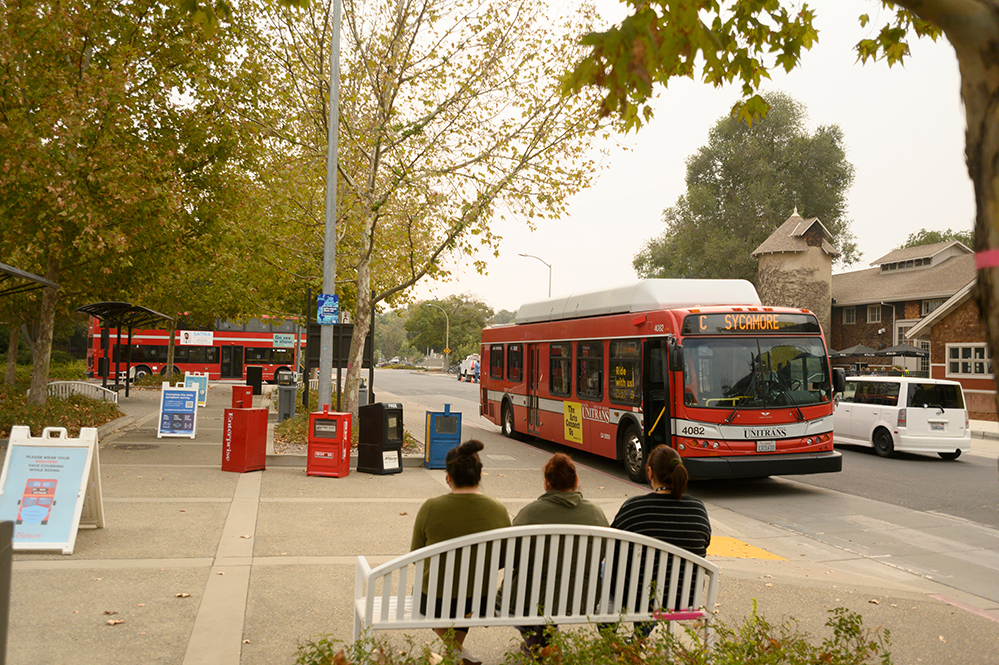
222, 407, 268, 473
232, 385, 253, 409
307, 406, 352, 478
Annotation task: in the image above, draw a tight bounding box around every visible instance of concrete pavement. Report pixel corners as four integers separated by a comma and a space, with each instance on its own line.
4, 381, 999, 665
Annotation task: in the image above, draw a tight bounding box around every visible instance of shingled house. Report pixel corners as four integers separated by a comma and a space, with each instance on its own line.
828, 240, 995, 418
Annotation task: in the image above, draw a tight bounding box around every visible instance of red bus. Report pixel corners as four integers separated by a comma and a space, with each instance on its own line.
86, 318, 304, 382
480, 280, 843, 481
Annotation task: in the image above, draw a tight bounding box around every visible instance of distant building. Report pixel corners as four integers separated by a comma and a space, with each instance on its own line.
752, 210, 837, 336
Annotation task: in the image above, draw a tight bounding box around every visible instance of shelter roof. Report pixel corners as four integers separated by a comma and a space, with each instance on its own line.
0, 262, 59, 297
76, 301, 173, 329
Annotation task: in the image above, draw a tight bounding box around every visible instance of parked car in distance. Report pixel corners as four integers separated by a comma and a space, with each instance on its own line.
833, 376, 970, 459
458, 354, 479, 382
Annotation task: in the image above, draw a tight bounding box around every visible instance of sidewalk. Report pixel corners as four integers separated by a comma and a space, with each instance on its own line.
5, 383, 999, 665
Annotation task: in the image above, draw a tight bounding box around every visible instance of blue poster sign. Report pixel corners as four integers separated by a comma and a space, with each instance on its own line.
0, 426, 105, 554
157, 384, 198, 439
184, 372, 209, 407
317, 293, 339, 325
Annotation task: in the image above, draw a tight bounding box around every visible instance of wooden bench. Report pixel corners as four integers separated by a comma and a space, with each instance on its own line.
354, 524, 718, 648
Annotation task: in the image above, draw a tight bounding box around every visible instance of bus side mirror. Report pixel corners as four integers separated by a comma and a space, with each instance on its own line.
832, 367, 846, 394
669, 344, 684, 372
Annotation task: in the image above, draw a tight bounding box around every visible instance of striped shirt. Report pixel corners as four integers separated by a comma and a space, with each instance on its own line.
611, 493, 711, 557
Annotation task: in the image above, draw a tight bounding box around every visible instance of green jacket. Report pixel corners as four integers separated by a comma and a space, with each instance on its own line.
504, 490, 609, 616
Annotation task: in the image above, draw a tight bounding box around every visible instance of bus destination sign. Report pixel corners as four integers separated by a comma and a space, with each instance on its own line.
682, 312, 820, 336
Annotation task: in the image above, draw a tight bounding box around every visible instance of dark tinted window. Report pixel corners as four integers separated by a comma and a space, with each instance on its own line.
577, 341, 603, 401
908, 382, 965, 409
489, 344, 504, 380
550, 343, 571, 397
507, 344, 523, 383
609, 340, 641, 405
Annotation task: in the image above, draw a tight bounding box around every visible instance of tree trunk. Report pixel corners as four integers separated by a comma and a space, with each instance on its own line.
936, 6, 999, 414
27, 255, 60, 405
4, 323, 19, 385
342, 262, 373, 422
166, 321, 177, 382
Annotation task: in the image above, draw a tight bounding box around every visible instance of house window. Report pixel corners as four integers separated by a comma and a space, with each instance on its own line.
842, 307, 856, 325
867, 305, 881, 324
921, 299, 944, 316
947, 344, 993, 378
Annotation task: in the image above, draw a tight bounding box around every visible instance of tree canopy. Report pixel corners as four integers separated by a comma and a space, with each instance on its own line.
633, 91, 856, 283
898, 227, 974, 250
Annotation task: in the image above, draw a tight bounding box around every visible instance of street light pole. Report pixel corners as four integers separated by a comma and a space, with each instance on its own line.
519, 253, 552, 297
424, 302, 450, 371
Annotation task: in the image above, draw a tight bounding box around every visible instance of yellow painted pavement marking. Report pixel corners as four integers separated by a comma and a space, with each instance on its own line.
707, 536, 785, 560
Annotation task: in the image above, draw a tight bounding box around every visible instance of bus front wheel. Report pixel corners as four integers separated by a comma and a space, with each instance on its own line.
133, 366, 151, 380
622, 425, 646, 483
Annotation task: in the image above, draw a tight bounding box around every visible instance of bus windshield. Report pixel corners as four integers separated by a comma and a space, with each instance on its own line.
682, 337, 831, 409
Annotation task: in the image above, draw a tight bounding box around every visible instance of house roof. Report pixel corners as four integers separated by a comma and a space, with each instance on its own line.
870, 240, 971, 266
905, 278, 977, 340
751, 210, 839, 257
831, 253, 975, 306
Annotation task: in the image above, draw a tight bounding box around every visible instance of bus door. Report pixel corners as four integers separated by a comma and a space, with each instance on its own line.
220, 346, 244, 379
643, 339, 672, 449
527, 344, 542, 435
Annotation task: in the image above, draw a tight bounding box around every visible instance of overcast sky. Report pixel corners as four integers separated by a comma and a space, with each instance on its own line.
409, 0, 974, 314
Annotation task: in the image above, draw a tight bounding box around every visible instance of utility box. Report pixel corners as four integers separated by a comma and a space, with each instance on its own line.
357, 402, 403, 475
232, 385, 253, 409
307, 406, 352, 478
246, 366, 263, 395
425, 404, 461, 470
222, 407, 268, 473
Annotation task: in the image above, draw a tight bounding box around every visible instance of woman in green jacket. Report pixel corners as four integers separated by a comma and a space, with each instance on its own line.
510, 453, 609, 660
411, 439, 510, 665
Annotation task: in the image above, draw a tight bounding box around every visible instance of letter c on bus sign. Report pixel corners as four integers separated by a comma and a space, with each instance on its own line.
699, 315, 707, 331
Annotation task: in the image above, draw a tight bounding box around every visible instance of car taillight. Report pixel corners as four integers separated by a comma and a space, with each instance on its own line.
897, 408, 906, 428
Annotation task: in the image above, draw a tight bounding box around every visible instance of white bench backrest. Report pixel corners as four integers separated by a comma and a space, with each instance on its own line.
357, 524, 718, 625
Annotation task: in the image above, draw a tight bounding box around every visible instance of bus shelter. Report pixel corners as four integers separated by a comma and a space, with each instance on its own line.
76, 302, 172, 397
0, 263, 59, 297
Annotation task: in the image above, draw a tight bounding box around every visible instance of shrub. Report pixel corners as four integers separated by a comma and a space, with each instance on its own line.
294, 605, 892, 665
0, 385, 124, 438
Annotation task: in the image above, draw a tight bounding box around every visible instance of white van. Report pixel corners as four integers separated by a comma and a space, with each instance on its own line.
833, 376, 970, 459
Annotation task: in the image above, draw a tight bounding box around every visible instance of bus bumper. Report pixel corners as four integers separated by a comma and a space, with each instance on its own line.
683, 451, 842, 479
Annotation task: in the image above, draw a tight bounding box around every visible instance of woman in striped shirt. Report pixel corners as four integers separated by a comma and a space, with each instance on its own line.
609, 444, 711, 640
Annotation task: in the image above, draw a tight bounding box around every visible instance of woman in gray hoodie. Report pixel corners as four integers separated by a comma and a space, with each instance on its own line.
510, 453, 609, 660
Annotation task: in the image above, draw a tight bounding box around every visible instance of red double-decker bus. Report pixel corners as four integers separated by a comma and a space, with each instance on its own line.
86, 318, 304, 382
480, 280, 843, 481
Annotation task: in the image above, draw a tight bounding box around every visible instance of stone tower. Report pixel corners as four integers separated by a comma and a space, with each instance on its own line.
752, 209, 837, 337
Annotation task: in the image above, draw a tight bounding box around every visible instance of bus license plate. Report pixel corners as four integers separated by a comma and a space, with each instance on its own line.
756, 440, 776, 452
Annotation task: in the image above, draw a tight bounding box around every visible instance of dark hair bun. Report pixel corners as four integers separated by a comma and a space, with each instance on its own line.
456, 440, 484, 456
446, 439, 485, 488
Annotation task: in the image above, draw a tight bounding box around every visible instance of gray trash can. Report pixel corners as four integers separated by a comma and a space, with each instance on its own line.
276, 369, 296, 422
358, 378, 368, 407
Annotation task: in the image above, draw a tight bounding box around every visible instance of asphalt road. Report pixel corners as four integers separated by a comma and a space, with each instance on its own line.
374, 368, 999, 607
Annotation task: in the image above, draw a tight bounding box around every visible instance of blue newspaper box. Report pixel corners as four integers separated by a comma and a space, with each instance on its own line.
424, 404, 461, 470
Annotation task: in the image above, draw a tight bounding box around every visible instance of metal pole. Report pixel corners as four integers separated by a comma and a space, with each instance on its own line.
424, 302, 449, 371
318, 0, 342, 410
518, 253, 552, 297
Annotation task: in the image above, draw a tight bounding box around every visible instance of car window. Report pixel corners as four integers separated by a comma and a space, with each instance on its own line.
855, 382, 879, 405
907, 382, 965, 409
881, 382, 900, 407
841, 381, 857, 402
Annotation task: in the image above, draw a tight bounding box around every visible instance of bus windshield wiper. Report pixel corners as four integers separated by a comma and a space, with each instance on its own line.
769, 374, 805, 421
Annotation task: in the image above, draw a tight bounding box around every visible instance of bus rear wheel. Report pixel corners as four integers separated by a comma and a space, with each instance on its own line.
133, 366, 151, 380
501, 402, 518, 439
622, 425, 647, 483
